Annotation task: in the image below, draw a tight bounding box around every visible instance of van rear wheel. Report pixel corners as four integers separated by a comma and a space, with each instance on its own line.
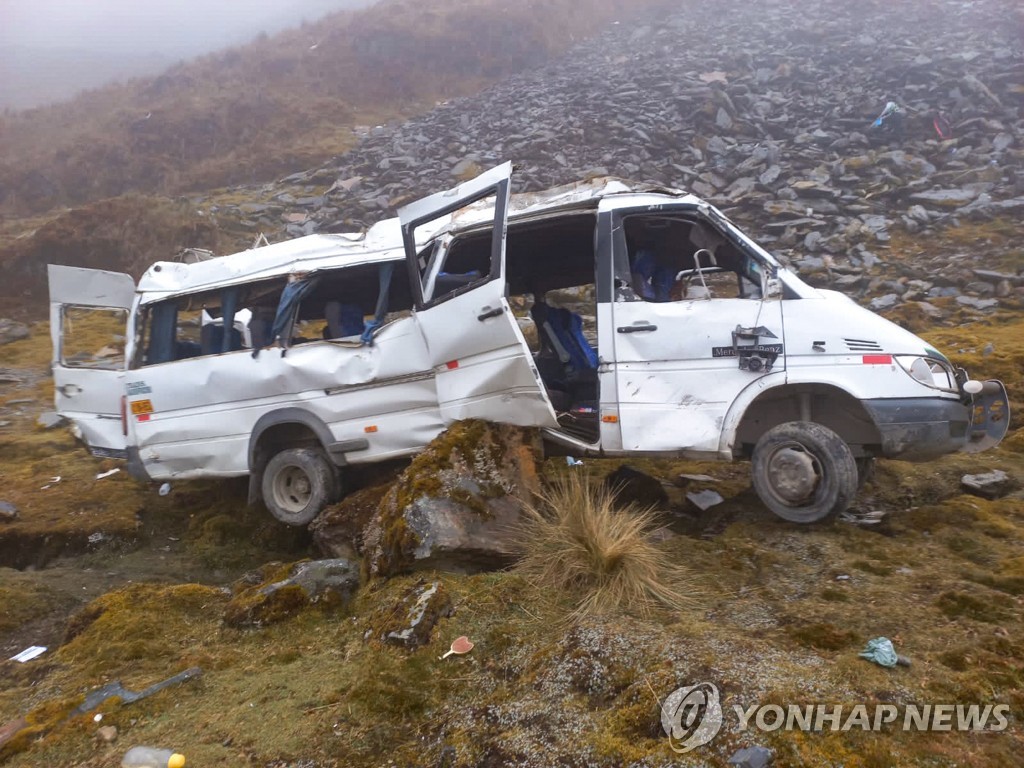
751, 421, 858, 524
262, 447, 338, 526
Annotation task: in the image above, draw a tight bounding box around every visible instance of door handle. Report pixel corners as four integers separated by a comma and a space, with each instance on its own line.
617, 323, 657, 333
59, 384, 82, 396
477, 306, 504, 321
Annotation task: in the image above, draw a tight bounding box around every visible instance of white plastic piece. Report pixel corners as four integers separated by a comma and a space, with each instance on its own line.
963, 380, 984, 395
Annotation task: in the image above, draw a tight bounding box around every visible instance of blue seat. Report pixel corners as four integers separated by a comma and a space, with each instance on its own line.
531, 302, 597, 378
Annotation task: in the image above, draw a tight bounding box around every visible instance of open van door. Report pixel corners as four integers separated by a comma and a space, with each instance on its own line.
400, 163, 558, 427
48, 265, 135, 457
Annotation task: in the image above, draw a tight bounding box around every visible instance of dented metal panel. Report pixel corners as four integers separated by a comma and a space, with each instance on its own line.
128, 314, 439, 478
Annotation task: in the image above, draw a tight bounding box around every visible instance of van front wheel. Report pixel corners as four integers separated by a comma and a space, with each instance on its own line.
751, 421, 858, 524
262, 447, 338, 526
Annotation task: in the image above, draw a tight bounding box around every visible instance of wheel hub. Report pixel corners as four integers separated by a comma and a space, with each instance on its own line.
274, 466, 312, 513
767, 445, 820, 504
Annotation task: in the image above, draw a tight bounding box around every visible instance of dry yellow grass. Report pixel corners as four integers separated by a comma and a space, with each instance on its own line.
514, 471, 694, 620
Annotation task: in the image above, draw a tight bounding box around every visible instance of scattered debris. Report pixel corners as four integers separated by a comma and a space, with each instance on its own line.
565, 456, 583, 466
71, 667, 203, 716
440, 635, 474, 660
9, 646, 47, 663
858, 637, 910, 668
838, 508, 889, 525
728, 745, 774, 768
158, 482, 172, 496
96, 725, 118, 743
36, 411, 64, 429
121, 745, 186, 768
686, 489, 725, 511
678, 473, 717, 483
961, 469, 1016, 500
40, 475, 61, 490
96, 468, 121, 480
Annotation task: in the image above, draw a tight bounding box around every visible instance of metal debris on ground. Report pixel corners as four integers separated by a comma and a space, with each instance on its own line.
686, 489, 725, 511
71, 667, 204, 716
9, 646, 47, 663
40, 475, 61, 490
96, 468, 121, 480
838, 508, 889, 525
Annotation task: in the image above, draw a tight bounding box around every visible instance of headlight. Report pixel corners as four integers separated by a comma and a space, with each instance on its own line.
894, 355, 957, 391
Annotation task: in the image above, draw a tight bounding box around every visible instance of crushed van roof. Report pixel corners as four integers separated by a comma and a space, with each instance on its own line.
136, 175, 696, 296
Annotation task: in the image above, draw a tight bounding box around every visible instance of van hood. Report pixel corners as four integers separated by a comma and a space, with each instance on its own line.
790, 289, 942, 358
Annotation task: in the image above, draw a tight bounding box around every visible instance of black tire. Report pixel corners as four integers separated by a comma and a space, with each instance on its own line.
855, 457, 876, 490
261, 447, 338, 526
751, 421, 858, 523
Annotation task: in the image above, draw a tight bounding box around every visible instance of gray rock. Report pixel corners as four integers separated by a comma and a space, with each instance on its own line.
956, 296, 998, 310
382, 580, 453, 647
363, 421, 540, 577
728, 745, 774, 768
0, 501, 17, 522
869, 293, 901, 311
909, 188, 980, 208
0, 319, 29, 346
223, 558, 360, 627
961, 470, 1016, 500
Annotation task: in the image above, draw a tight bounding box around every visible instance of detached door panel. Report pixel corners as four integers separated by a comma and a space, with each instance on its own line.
48, 265, 135, 456
400, 163, 558, 427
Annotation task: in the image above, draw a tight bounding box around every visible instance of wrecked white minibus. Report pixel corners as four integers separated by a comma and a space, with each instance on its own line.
49, 163, 1009, 525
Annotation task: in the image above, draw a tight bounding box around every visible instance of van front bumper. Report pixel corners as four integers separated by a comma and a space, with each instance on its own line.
862, 397, 970, 460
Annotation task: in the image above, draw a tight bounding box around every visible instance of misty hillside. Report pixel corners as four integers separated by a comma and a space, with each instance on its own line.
0, 0, 664, 214
0, 47, 174, 111
0, 1, 379, 111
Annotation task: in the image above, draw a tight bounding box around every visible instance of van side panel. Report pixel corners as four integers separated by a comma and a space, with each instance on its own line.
128, 316, 442, 479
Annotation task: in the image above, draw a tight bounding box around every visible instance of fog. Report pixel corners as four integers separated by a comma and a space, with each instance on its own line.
0, 0, 377, 109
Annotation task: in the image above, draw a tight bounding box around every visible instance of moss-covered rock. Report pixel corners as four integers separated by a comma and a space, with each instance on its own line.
372, 580, 453, 648
223, 558, 360, 627
310, 483, 391, 560
362, 420, 541, 578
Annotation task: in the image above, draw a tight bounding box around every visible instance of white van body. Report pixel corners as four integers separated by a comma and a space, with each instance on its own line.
49, 163, 1009, 524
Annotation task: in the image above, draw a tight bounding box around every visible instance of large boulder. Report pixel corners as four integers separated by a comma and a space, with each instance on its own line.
361, 420, 541, 578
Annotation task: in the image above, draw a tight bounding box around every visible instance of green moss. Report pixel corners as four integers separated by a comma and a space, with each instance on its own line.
851, 559, 894, 576
820, 586, 851, 602
788, 622, 859, 651
935, 591, 1008, 624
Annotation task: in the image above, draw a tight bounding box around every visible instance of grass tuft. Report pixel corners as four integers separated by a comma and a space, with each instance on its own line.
513, 472, 693, 621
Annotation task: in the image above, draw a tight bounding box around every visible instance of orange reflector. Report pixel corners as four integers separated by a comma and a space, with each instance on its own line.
862, 354, 892, 365
601, 414, 619, 424
445, 360, 459, 370
364, 425, 378, 434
